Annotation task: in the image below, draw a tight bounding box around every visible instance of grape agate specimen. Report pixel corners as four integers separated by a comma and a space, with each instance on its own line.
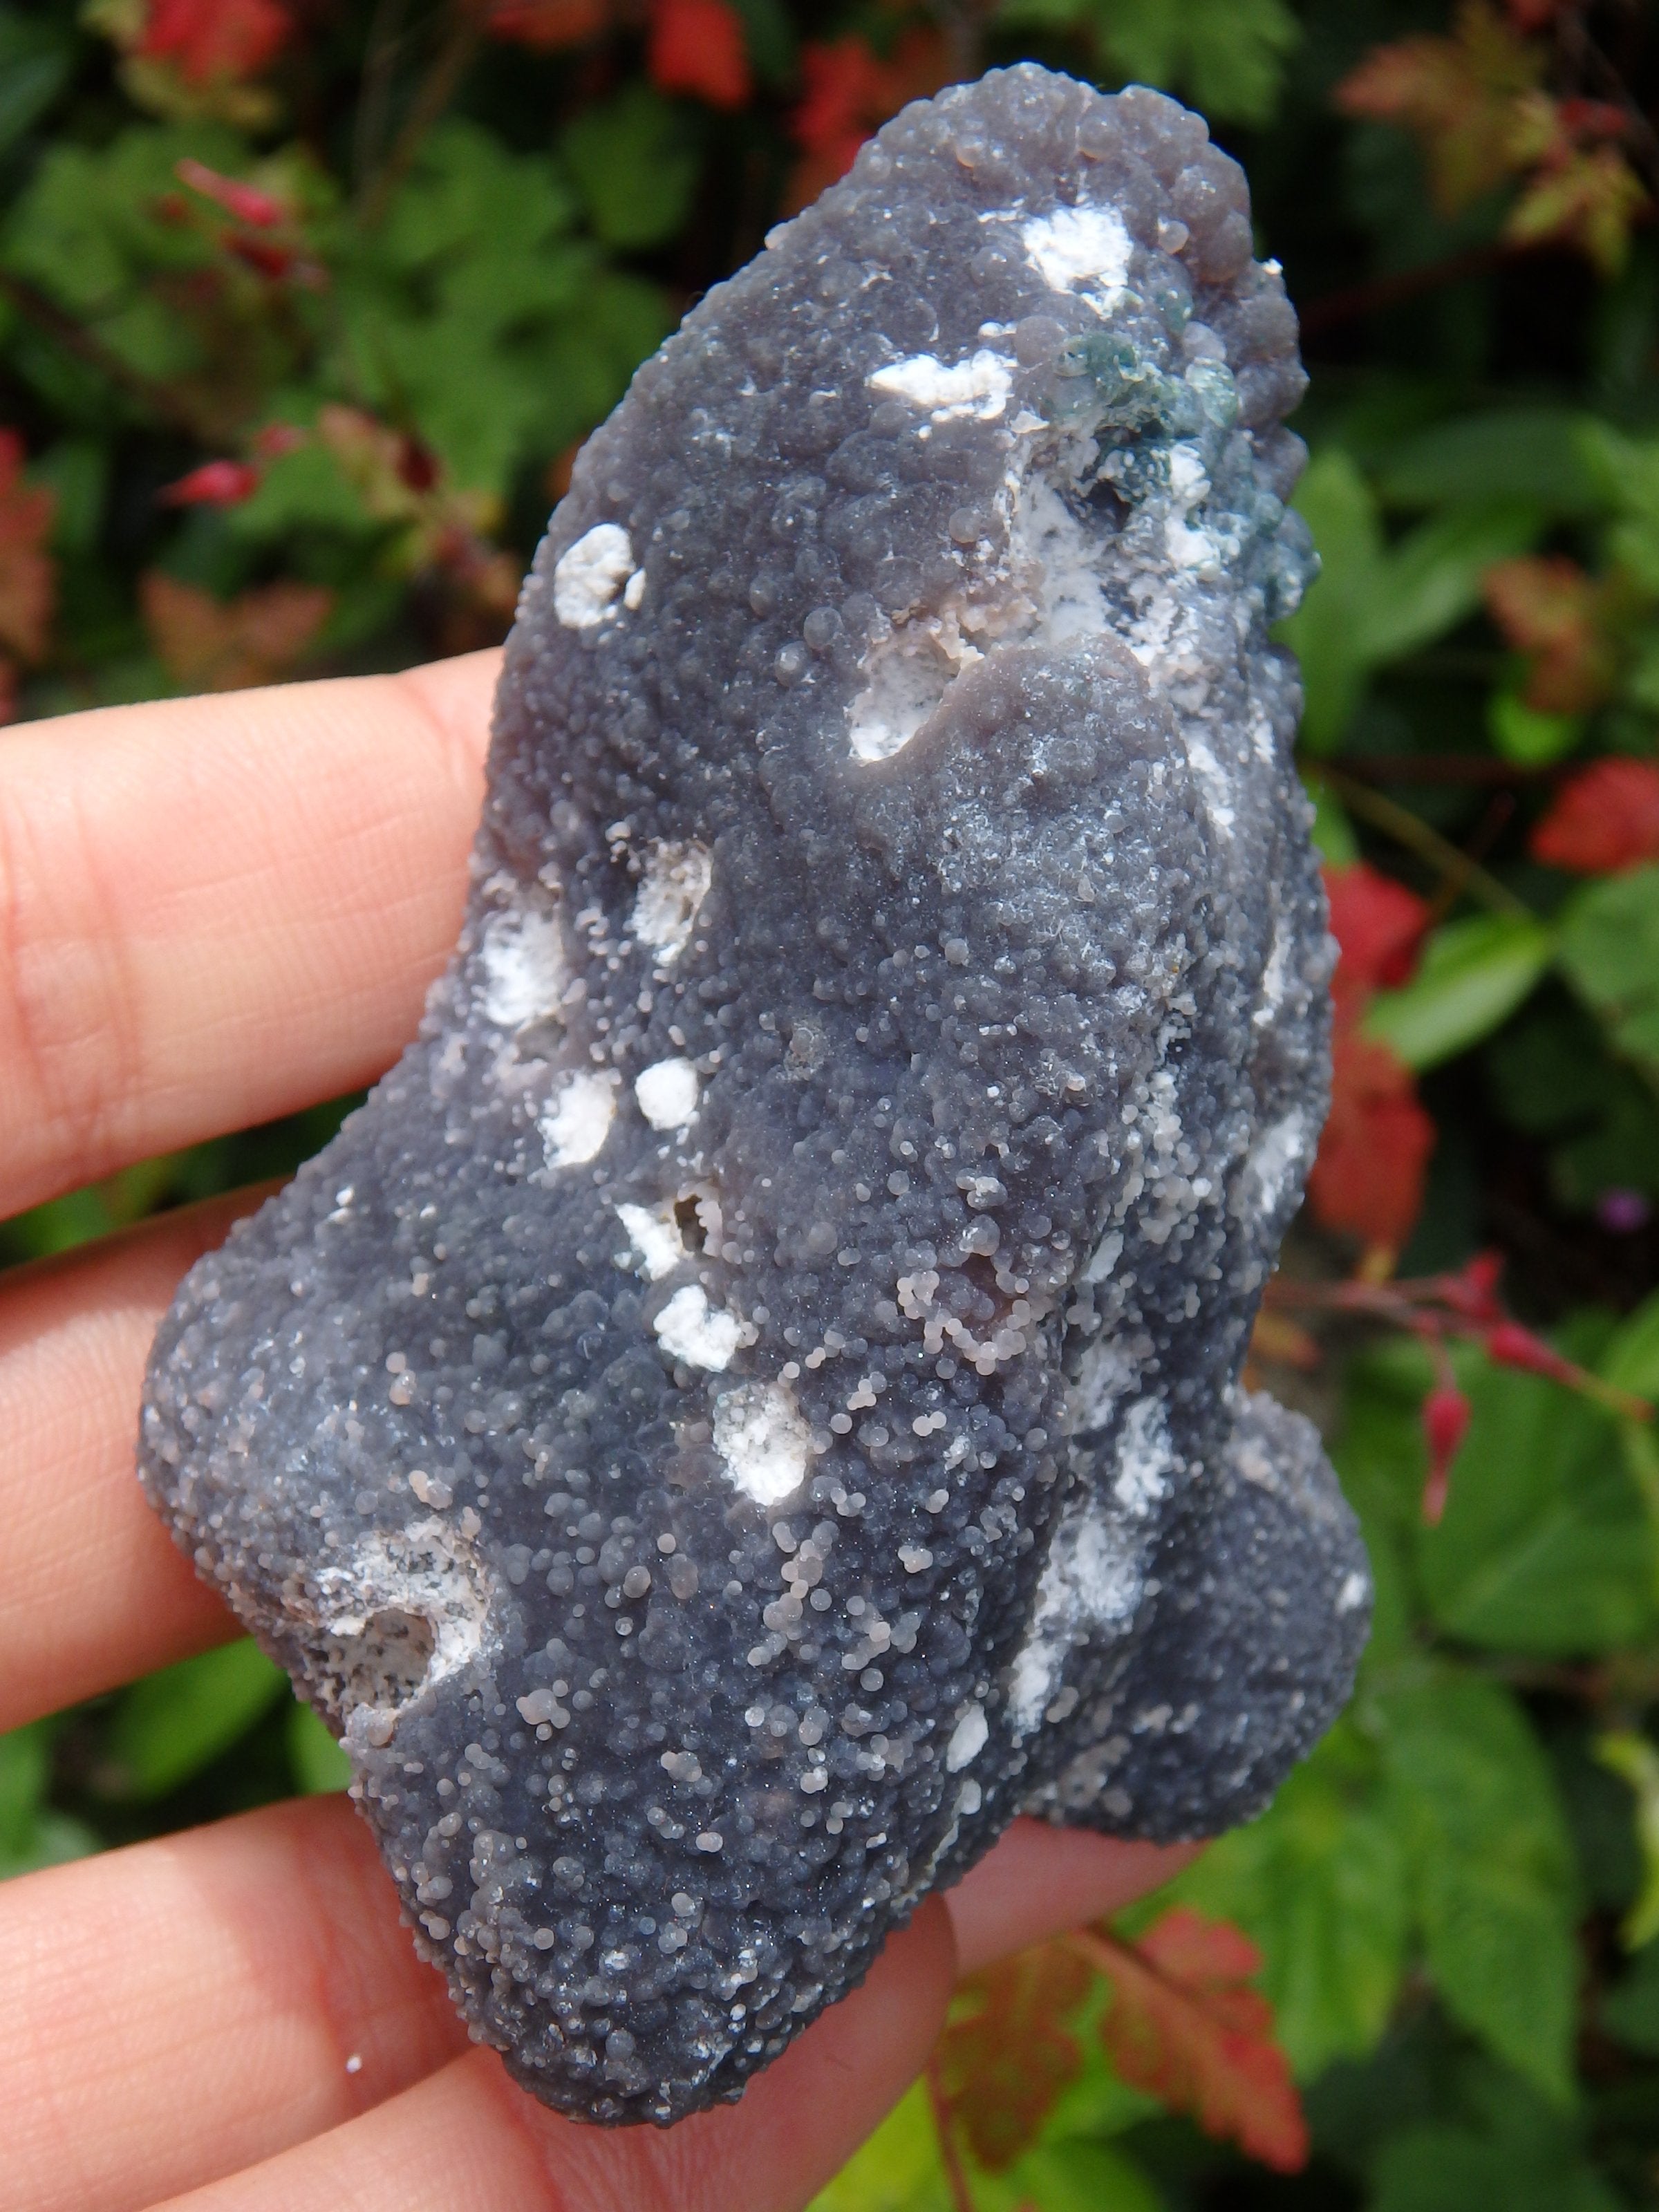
142, 65, 1369, 2125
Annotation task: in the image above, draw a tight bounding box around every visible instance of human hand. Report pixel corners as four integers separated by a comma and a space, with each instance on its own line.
0, 652, 1194, 2212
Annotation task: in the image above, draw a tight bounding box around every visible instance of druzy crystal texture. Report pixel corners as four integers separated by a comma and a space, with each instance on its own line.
142, 66, 1369, 2125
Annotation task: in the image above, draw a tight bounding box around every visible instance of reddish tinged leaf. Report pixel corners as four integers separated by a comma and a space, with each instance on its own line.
1505, 135, 1647, 275
933, 1939, 1093, 2173
1078, 1910, 1309, 2175
1506, 0, 1573, 24
485, 0, 610, 49
0, 429, 57, 664
160, 459, 261, 507
139, 0, 292, 84
1308, 1029, 1436, 1253
1334, 2, 1539, 213
1531, 758, 1659, 874
1324, 863, 1431, 1012
141, 572, 332, 692
1483, 554, 1618, 713
1421, 1382, 1471, 1524
174, 156, 284, 227
648, 0, 750, 109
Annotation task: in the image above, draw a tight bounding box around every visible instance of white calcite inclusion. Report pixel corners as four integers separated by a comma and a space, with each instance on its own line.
653, 1284, 740, 1371
553, 522, 635, 627
140, 67, 1367, 2133
538, 1069, 616, 1165
713, 1380, 812, 1506
868, 349, 1013, 422
635, 1056, 700, 1130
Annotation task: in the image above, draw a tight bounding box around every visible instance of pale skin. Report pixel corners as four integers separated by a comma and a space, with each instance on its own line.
0, 648, 1195, 2212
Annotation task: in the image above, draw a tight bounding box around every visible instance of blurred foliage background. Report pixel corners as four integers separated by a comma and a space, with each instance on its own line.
6, 0, 1659, 2205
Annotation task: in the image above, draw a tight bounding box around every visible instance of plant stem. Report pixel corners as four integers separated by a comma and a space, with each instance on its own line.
356, 0, 484, 229
0, 271, 205, 438
1309, 762, 1535, 919
926, 2050, 979, 2212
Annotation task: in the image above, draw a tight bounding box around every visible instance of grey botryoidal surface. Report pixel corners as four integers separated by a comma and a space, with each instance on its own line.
141, 64, 1370, 2125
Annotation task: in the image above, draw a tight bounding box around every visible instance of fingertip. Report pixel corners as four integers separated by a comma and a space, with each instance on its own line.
944, 1818, 1200, 1976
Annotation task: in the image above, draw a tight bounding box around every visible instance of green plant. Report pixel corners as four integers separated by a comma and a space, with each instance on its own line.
7, 4, 1659, 2207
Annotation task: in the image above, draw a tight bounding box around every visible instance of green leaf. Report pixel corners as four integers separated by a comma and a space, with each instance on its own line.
0, 1721, 100, 1879
998, 2137, 1162, 2212
1362, 503, 1546, 668
1380, 1674, 1578, 2101
1365, 915, 1555, 1071
562, 87, 701, 254
1376, 409, 1600, 517
1602, 1938, 1659, 2055
104, 1639, 288, 1801
1373, 2119, 1620, 2212
1174, 1721, 1407, 2077
1277, 449, 1382, 753
1304, 774, 1359, 866
1280, 450, 1542, 752
1066, 0, 1302, 124
0, 10, 74, 155
1488, 691, 1584, 767
1559, 864, 1659, 1071
1602, 1291, 1659, 1400
1416, 1349, 1658, 1654
809, 2080, 953, 2212
288, 1700, 351, 1795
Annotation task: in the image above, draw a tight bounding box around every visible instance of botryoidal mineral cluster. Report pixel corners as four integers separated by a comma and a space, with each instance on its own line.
142, 65, 1370, 2124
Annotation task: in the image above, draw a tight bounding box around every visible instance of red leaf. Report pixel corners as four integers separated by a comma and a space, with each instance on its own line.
160, 459, 261, 507
0, 428, 57, 664
139, 0, 292, 84
1307, 1029, 1436, 1253
1483, 554, 1617, 713
789, 28, 949, 204
1323, 862, 1431, 1012
1080, 1909, 1309, 2174
1530, 757, 1659, 874
933, 1939, 1094, 2173
648, 0, 751, 109
485, 0, 609, 46
174, 156, 284, 227
1421, 1383, 1471, 1524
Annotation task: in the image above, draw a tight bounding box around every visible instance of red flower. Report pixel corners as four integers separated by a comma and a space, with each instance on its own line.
138, 0, 292, 84
648, 0, 750, 109
160, 460, 261, 507
1530, 757, 1659, 874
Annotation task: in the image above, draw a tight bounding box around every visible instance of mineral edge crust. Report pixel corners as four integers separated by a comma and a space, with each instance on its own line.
141, 65, 1370, 2126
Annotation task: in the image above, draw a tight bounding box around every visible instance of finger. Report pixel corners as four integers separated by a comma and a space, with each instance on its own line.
152, 1898, 955, 2212
0, 649, 494, 1219
945, 1817, 1199, 1976
0, 1192, 270, 1733
2, 1794, 469, 2212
